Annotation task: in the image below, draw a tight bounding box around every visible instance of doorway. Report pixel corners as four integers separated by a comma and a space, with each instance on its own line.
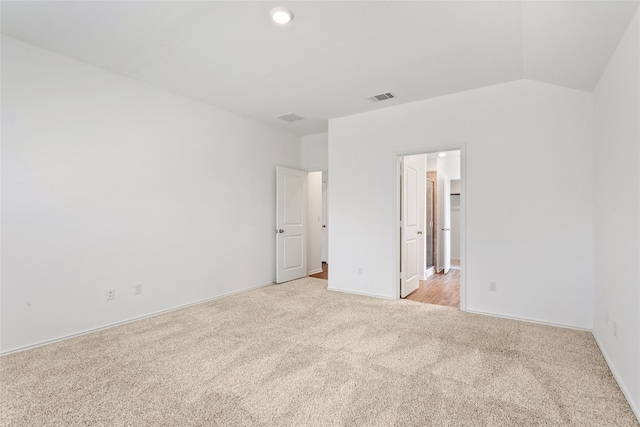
307, 170, 329, 279
399, 150, 462, 309
275, 168, 327, 283
425, 177, 435, 275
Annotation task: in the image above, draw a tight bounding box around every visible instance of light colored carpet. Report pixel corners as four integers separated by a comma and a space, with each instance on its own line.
1, 277, 638, 426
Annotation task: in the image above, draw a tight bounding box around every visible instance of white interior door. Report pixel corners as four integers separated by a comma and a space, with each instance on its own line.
443, 175, 451, 274
276, 167, 307, 283
321, 181, 328, 263
401, 155, 425, 298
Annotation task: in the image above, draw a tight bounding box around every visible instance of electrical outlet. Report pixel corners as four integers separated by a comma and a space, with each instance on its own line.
105, 288, 115, 301
134, 283, 142, 295
358, 267, 363, 276
489, 281, 497, 292
613, 320, 618, 337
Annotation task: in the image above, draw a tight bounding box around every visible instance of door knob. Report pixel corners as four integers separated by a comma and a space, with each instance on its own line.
417, 231, 423, 235
277, 229, 284, 233
441, 228, 450, 231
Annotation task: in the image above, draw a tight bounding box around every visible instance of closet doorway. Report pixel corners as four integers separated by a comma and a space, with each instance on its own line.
425, 177, 435, 275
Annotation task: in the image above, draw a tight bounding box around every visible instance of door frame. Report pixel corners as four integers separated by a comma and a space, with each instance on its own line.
394, 145, 467, 311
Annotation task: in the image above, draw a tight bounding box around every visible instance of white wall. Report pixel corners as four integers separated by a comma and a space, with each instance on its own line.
329, 79, 594, 328
301, 132, 328, 171
450, 179, 461, 194
0, 36, 301, 352
442, 152, 461, 180
593, 10, 640, 417
426, 157, 438, 172
306, 171, 323, 275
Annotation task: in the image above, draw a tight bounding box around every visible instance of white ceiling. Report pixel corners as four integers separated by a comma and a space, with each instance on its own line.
2, 1, 638, 136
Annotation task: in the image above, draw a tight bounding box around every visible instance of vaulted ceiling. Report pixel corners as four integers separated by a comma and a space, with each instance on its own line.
2, 1, 638, 136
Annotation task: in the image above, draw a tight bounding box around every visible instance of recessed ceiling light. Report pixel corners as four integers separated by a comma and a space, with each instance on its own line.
270, 7, 294, 24
438, 152, 447, 157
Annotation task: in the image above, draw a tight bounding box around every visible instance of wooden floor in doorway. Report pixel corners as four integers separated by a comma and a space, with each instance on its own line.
310, 261, 459, 309
406, 267, 460, 309
310, 262, 328, 280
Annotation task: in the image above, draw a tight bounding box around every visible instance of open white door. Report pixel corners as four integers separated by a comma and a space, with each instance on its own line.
401, 155, 425, 298
276, 167, 307, 283
442, 175, 451, 274
321, 181, 328, 263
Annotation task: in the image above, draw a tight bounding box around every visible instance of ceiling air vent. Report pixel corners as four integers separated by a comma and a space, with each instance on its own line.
276, 113, 304, 123
368, 92, 396, 103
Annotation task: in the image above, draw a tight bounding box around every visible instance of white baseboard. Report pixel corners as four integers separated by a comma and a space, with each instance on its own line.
465, 310, 640, 420
327, 286, 395, 300
307, 269, 323, 275
0, 281, 275, 356
465, 309, 591, 332
592, 332, 640, 423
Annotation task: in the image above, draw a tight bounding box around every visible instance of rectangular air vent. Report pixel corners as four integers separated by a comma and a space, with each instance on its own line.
368, 92, 396, 103
276, 113, 304, 123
